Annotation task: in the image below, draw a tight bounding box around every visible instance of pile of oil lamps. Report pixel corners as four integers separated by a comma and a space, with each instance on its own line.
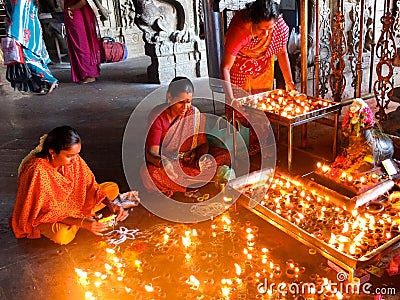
238, 89, 333, 118
241, 173, 400, 259
72, 208, 350, 299
315, 162, 386, 192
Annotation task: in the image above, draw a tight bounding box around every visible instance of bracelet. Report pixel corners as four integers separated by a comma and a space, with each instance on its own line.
286, 81, 295, 86
161, 157, 170, 167
67, 7, 72, 11
80, 217, 85, 227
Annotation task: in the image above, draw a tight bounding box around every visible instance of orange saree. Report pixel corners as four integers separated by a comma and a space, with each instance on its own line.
12, 155, 107, 239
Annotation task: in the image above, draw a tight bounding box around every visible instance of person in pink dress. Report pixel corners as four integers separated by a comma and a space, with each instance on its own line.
64, 0, 101, 84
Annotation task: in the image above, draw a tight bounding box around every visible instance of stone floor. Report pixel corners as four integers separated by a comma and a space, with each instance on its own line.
0, 59, 400, 299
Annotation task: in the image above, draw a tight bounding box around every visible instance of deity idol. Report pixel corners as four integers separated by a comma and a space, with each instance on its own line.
338, 98, 393, 172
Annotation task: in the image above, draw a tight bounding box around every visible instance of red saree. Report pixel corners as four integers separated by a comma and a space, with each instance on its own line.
142, 104, 230, 195
224, 12, 289, 94
224, 13, 288, 155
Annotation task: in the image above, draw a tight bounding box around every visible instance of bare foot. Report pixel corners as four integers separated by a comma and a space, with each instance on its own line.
81, 77, 96, 84
47, 82, 58, 94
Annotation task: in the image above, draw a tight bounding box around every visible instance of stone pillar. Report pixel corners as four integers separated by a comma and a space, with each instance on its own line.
133, 0, 207, 84
145, 40, 206, 84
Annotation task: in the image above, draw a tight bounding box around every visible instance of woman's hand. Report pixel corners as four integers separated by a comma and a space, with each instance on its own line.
285, 81, 296, 92
67, 7, 73, 19
111, 204, 129, 222
81, 218, 109, 235
102, 198, 129, 222
181, 150, 196, 165
162, 158, 178, 179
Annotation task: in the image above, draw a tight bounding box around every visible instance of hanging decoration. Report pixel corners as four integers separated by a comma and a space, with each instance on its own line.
329, 1, 347, 102
374, 0, 396, 121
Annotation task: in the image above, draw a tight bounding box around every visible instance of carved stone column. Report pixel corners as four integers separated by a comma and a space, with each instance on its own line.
133, 0, 207, 83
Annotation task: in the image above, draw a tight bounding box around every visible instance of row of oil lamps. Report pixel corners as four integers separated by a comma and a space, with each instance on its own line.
316, 162, 383, 186
238, 89, 333, 118
241, 174, 400, 259
74, 210, 351, 299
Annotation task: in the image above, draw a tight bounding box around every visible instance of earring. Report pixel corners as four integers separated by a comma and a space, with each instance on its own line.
51, 154, 54, 160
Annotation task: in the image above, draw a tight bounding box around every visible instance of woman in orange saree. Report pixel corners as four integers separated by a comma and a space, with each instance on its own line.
141, 77, 231, 196
11, 126, 128, 245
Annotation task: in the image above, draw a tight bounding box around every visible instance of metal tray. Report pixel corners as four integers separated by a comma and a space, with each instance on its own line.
228, 169, 400, 275
236, 90, 342, 126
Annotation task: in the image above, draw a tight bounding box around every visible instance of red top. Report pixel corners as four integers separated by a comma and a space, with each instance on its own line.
146, 104, 170, 148
224, 11, 289, 58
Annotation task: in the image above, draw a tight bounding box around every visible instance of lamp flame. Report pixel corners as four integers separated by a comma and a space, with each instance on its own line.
144, 284, 154, 292
234, 263, 242, 276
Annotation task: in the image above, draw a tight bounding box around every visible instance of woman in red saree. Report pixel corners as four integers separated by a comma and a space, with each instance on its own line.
142, 77, 231, 196
221, 0, 295, 155
64, 0, 101, 83
11, 126, 127, 245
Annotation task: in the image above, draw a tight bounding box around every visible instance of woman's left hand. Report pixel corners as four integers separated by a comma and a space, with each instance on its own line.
181, 150, 196, 164
198, 154, 213, 171
67, 7, 74, 19
285, 81, 296, 92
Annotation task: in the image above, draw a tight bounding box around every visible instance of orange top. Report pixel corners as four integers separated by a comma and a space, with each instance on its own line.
12, 155, 106, 239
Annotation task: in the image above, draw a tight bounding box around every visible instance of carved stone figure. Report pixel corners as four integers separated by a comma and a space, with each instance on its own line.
134, 0, 170, 42
347, 4, 358, 56
133, 0, 197, 43
131, 0, 205, 83
128, 2, 136, 27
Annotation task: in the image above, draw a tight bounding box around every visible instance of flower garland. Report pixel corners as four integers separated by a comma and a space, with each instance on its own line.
18, 134, 48, 175
341, 98, 375, 137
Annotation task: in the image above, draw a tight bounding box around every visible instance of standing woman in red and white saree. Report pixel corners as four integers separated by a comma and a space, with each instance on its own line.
221, 0, 295, 99
220, 0, 295, 155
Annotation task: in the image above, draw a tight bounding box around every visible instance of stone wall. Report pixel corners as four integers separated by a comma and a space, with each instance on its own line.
39, 0, 208, 83
35, 0, 400, 95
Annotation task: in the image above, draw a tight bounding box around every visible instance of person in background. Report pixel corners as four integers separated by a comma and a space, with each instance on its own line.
141, 77, 231, 197
0, 48, 3, 86
11, 126, 128, 245
64, 0, 101, 84
220, 0, 295, 155
6, 0, 58, 94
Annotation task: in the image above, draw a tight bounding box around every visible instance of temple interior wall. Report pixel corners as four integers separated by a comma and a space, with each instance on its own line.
1, 0, 400, 100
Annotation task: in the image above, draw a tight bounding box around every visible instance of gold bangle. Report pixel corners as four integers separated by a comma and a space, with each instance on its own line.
286, 81, 295, 85
80, 217, 85, 227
